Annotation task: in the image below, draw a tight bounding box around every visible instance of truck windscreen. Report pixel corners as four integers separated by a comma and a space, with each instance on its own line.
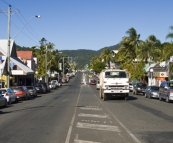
105, 71, 127, 78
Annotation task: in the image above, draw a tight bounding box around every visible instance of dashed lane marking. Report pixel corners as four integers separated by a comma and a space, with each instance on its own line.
78, 113, 110, 119
76, 122, 121, 132
80, 107, 102, 111
74, 139, 101, 143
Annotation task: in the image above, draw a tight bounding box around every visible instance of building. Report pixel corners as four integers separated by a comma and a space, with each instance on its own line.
0, 39, 34, 87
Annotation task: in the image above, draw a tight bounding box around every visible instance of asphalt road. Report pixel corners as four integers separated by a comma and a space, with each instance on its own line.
0, 72, 173, 143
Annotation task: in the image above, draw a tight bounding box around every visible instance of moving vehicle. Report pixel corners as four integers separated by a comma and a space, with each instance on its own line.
0, 88, 17, 104
133, 83, 147, 95
159, 81, 173, 103
89, 79, 97, 85
145, 86, 159, 99
99, 69, 129, 100
96, 80, 100, 90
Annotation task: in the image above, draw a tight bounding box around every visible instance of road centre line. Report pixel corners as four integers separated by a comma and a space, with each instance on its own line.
78, 113, 110, 119
76, 122, 121, 132
65, 85, 81, 143
94, 94, 142, 143
80, 107, 102, 111
74, 139, 101, 143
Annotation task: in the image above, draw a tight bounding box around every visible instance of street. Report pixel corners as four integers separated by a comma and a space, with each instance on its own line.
0, 72, 173, 143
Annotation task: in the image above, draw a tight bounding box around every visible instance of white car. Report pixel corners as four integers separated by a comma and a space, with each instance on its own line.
96, 80, 100, 90
129, 83, 134, 92
0, 88, 17, 104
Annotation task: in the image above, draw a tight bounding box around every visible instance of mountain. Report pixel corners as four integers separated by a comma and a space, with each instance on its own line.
61, 44, 120, 69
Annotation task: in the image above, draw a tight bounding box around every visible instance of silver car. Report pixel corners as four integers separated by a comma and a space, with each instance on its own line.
0, 94, 7, 108
144, 86, 159, 99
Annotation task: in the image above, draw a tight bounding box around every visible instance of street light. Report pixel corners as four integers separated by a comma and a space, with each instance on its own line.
6, 13, 40, 88
150, 68, 154, 86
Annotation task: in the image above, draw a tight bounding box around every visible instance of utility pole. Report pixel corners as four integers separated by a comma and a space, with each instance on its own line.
45, 44, 48, 84
0, 5, 18, 88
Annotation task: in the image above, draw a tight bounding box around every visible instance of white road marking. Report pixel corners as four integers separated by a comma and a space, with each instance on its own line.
80, 107, 102, 111
76, 122, 121, 132
74, 139, 101, 143
94, 94, 142, 143
65, 86, 81, 143
78, 113, 110, 118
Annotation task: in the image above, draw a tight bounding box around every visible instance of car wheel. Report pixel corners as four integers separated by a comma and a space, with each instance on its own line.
166, 96, 170, 103
25, 95, 28, 100
144, 93, 147, 98
4, 100, 8, 107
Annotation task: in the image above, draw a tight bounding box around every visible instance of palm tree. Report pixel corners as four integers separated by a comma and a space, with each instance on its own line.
166, 26, 173, 42
100, 49, 113, 68
137, 35, 162, 64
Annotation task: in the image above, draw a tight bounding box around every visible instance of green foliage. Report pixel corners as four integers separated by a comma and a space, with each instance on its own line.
92, 61, 106, 73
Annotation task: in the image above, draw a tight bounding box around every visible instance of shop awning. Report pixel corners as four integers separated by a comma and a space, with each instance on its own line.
10, 57, 34, 75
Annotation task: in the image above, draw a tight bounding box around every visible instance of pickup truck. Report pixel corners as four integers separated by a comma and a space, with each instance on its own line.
133, 83, 147, 95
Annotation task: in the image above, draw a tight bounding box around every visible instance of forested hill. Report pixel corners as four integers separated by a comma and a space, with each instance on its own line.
16, 43, 120, 69
61, 44, 120, 69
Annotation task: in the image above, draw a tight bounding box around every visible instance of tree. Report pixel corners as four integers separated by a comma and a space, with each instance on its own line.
100, 49, 113, 68
166, 26, 173, 42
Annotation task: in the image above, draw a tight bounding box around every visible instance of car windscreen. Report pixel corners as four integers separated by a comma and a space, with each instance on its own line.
0, 90, 6, 94
11, 87, 23, 92
26, 86, 33, 89
105, 71, 127, 78
151, 86, 159, 90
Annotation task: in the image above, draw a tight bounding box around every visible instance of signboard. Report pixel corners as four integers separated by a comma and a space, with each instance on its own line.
153, 72, 167, 77
11, 70, 23, 75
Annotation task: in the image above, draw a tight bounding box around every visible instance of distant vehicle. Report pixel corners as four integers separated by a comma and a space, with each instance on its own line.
133, 83, 147, 95
26, 86, 37, 97
0, 88, 17, 104
90, 79, 97, 85
0, 94, 7, 107
35, 84, 46, 94
145, 86, 159, 99
11, 86, 31, 100
41, 83, 51, 92
159, 81, 173, 103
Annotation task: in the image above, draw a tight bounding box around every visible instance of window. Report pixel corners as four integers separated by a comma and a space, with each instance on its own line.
105, 71, 127, 78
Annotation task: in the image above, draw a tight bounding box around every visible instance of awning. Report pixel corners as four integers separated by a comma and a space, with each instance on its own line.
10, 57, 34, 75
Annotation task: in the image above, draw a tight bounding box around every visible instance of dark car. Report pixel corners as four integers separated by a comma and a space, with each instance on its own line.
0, 94, 7, 108
133, 83, 147, 95
41, 83, 51, 92
11, 86, 31, 100
35, 84, 46, 94
145, 86, 159, 99
26, 86, 37, 97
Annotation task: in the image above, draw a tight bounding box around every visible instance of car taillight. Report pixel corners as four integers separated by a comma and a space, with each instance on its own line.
5, 93, 8, 96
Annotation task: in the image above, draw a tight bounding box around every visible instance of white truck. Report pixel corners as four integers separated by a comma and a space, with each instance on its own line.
99, 69, 129, 101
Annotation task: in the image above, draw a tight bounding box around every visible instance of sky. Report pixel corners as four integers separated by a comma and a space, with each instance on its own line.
0, 0, 173, 51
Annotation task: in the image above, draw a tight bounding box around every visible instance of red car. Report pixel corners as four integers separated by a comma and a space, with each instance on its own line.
90, 79, 97, 85
11, 86, 31, 100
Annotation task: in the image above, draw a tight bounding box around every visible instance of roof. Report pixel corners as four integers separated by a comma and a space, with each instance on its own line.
17, 51, 33, 59
10, 57, 34, 75
0, 39, 14, 55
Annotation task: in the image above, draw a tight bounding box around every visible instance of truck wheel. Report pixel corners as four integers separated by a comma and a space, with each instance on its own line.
125, 94, 129, 100
103, 93, 107, 101
100, 89, 103, 99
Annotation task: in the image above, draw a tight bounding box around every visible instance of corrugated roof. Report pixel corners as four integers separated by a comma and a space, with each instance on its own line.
17, 51, 33, 59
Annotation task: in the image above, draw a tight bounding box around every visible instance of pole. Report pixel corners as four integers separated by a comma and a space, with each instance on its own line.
63, 57, 64, 79
45, 45, 47, 83
7, 5, 11, 88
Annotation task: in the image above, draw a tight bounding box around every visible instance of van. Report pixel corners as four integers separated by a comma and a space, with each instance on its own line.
159, 81, 173, 103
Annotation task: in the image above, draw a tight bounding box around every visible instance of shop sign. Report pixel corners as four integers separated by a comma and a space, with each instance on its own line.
11, 70, 23, 75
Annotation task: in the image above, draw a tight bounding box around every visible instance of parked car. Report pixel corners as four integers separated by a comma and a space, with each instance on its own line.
159, 81, 173, 103
41, 83, 51, 92
129, 82, 134, 92
144, 86, 159, 99
26, 86, 37, 97
51, 80, 59, 88
96, 80, 100, 90
11, 86, 31, 100
0, 94, 7, 107
133, 83, 147, 95
35, 84, 46, 94
0, 88, 17, 104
